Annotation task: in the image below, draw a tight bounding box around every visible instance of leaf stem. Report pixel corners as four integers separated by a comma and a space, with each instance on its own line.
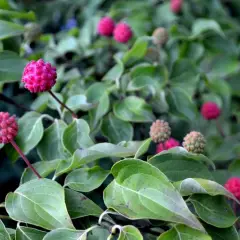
48, 90, 78, 119
10, 140, 41, 179
0, 203, 5, 208
0, 215, 11, 220
215, 119, 225, 138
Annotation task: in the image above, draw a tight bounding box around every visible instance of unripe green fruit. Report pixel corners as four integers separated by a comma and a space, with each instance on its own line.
150, 120, 171, 143
183, 131, 206, 154
152, 27, 168, 46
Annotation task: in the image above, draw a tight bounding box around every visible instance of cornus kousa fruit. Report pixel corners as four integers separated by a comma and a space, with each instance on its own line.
113, 22, 132, 43
170, 0, 183, 13
183, 131, 206, 154
22, 59, 57, 93
0, 112, 18, 144
201, 102, 221, 120
97, 16, 115, 36
156, 137, 180, 153
225, 177, 240, 200
152, 27, 168, 46
150, 120, 171, 143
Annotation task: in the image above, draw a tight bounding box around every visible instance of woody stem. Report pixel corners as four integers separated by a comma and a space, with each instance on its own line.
10, 140, 41, 179
48, 90, 78, 119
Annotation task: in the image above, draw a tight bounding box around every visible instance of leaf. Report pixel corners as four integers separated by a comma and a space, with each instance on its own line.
157, 225, 211, 240
166, 87, 197, 121
205, 225, 238, 240
65, 95, 96, 112
20, 160, 60, 184
16, 225, 46, 240
64, 166, 109, 192
148, 148, 213, 181
122, 37, 150, 65
5, 112, 47, 161
65, 188, 103, 219
0, 219, 11, 240
87, 228, 110, 240
190, 195, 237, 228
104, 159, 204, 231
173, 178, 238, 202
37, 120, 70, 161
63, 119, 94, 154
0, 20, 25, 40
43, 229, 84, 240
191, 19, 224, 38
0, 9, 35, 20
118, 225, 143, 240
134, 138, 151, 159
0, 51, 27, 83
114, 96, 155, 122
101, 113, 133, 144
6, 179, 74, 230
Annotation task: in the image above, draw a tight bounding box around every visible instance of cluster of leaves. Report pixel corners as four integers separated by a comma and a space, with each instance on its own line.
0, 0, 240, 239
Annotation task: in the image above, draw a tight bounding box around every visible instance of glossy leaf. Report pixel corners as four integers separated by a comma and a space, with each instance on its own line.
63, 119, 94, 154
102, 113, 133, 144
0, 219, 11, 240
0, 20, 24, 40
64, 166, 109, 192
104, 159, 204, 231
6, 179, 74, 230
43, 229, 84, 240
157, 225, 211, 240
205, 225, 238, 240
114, 96, 155, 122
134, 138, 151, 159
118, 225, 143, 240
65, 188, 103, 219
16, 225, 46, 240
190, 195, 237, 228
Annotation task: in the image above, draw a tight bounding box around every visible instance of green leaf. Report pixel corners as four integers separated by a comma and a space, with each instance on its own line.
65, 188, 103, 219
37, 120, 70, 161
63, 119, 94, 154
205, 225, 238, 240
190, 195, 237, 228
6, 228, 15, 240
6, 179, 74, 230
0, 20, 25, 40
117, 225, 143, 240
0, 219, 11, 240
0, 9, 35, 20
191, 19, 224, 38
166, 87, 197, 121
16, 225, 46, 240
148, 148, 213, 181
157, 225, 211, 240
122, 37, 150, 65
114, 96, 155, 122
104, 159, 204, 231
0, 51, 27, 83
43, 229, 84, 240
101, 113, 133, 144
20, 160, 60, 184
134, 138, 151, 159
65, 95, 96, 112
65, 166, 109, 192
173, 178, 238, 202
5, 112, 47, 161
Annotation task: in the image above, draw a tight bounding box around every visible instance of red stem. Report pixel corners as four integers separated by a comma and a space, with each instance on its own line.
10, 140, 41, 179
48, 90, 78, 119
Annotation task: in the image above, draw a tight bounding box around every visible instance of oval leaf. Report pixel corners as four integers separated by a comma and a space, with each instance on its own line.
0, 219, 11, 240
118, 225, 143, 240
16, 225, 46, 240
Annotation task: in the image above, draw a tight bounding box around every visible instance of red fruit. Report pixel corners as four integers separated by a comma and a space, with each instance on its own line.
113, 22, 132, 43
156, 137, 180, 153
225, 177, 240, 200
201, 102, 221, 120
97, 17, 115, 37
0, 112, 18, 144
170, 0, 183, 13
22, 59, 57, 93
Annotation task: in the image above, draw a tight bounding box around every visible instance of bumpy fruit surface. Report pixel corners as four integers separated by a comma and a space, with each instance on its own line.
152, 27, 168, 45
170, 0, 183, 13
113, 22, 132, 43
183, 131, 206, 154
225, 177, 240, 200
0, 112, 18, 144
201, 102, 221, 120
22, 59, 57, 93
97, 17, 115, 36
156, 137, 180, 153
150, 120, 171, 143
